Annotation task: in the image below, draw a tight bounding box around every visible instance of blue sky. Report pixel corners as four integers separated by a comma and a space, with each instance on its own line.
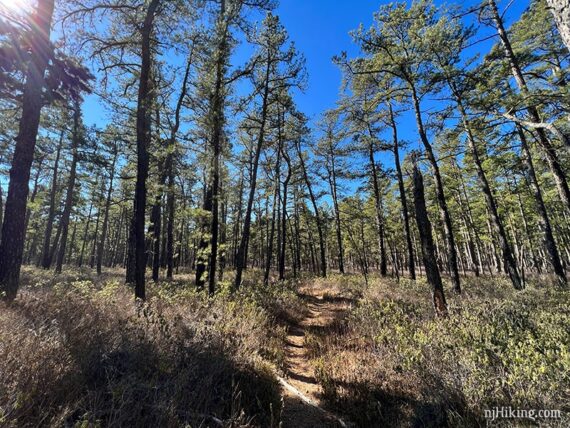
80, 0, 531, 170
273, 0, 530, 120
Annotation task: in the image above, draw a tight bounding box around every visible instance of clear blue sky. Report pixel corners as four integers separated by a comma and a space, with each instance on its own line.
273, 0, 530, 121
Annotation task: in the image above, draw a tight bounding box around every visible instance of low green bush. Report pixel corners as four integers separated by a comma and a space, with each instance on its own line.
310, 275, 570, 427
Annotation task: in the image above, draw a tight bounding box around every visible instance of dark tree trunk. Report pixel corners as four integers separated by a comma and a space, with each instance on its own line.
264, 185, 278, 285
206, 1, 231, 295
195, 184, 212, 289
0, 0, 55, 300
453, 90, 523, 289
0, 180, 3, 242
90, 182, 104, 269
66, 220, 77, 265
96, 144, 118, 275
163, 55, 191, 280
149, 183, 163, 281
366, 131, 387, 277
413, 163, 448, 317
232, 171, 244, 268
55, 102, 81, 274
24, 157, 46, 264
264, 145, 281, 285
234, 56, 271, 290
515, 183, 541, 273
111, 206, 126, 267
78, 195, 94, 268
126, 216, 136, 283
279, 145, 291, 281
218, 190, 227, 281
295, 140, 326, 277
409, 83, 460, 292
130, 0, 160, 300
41, 130, 63, 269
517, 125, 567, 286
293, 187, 302, 275
165, 170, 175, 279
23, 155, 45, 242
388, 101, 415, 279
324, 129, 345, 274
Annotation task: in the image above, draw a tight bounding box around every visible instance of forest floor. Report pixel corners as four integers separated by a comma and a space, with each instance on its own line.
280, 280, 354, 427
1, 268, 569, 427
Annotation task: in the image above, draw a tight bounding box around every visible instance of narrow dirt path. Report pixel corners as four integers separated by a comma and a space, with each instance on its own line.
280, 283, 353, 428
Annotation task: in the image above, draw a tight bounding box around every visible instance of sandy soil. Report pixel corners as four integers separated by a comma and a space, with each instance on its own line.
280, 282, 353, 428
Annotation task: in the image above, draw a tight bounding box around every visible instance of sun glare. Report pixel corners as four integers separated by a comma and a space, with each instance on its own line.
0, 0, 34, 15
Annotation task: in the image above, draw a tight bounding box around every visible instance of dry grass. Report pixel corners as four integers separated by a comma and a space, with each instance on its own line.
0, 266, 298, 427
3, 268, 568, 427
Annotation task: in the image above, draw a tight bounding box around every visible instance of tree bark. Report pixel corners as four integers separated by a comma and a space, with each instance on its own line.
366, 127, 388, 277
409, 82, 461, 292
195, 183, 212, 289
234, 54, 272, 290
413, 163, 448, 317
295, 139, 326, 277
96, 143, 118, 275
41, 130, 63, 269
264, 142, 281, 286
78, 194, 94, 268
387, 101, 415, 280
452, 88, 523, 289
280, 144, 292, 281
325, 131, 345, 274
0, 0, 55, 300
205, 0, 232, 295
130, 0, 160, 300
517, 125, 567, 286
546, 0, 570, 53
55, 101, 81, 274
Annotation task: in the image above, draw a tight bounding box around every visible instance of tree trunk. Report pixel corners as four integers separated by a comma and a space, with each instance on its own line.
367, 131, 388, 277
0, 0, 55, 300
149, 180, 163, 281
41, 130, 63, 269
195, 183, 211, 288
546, 0, 570, 55
130, 0, 160, 300
388, 101, 415, 280
23, 155, 45, 244
0, 180, 3, 243
55, 101, 81, 274
206, 1, 231, 295
165, 168, 175, 279
264, 186, 278, 285
234, 55, 271, 290
96, 144, 118, 275
295, 140, 326, 277
517, 125, 567, 286
280, 145, 291, 281
413, 163, 448, 317
326, 133, 345, 274
453, 90, 523, 289
264, 144, 281, 286
489, 0, 570, 210
409, 82, 461, 292
66, 220, 77, 265
78, 195, 94, 268
90, 181, 104, 269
